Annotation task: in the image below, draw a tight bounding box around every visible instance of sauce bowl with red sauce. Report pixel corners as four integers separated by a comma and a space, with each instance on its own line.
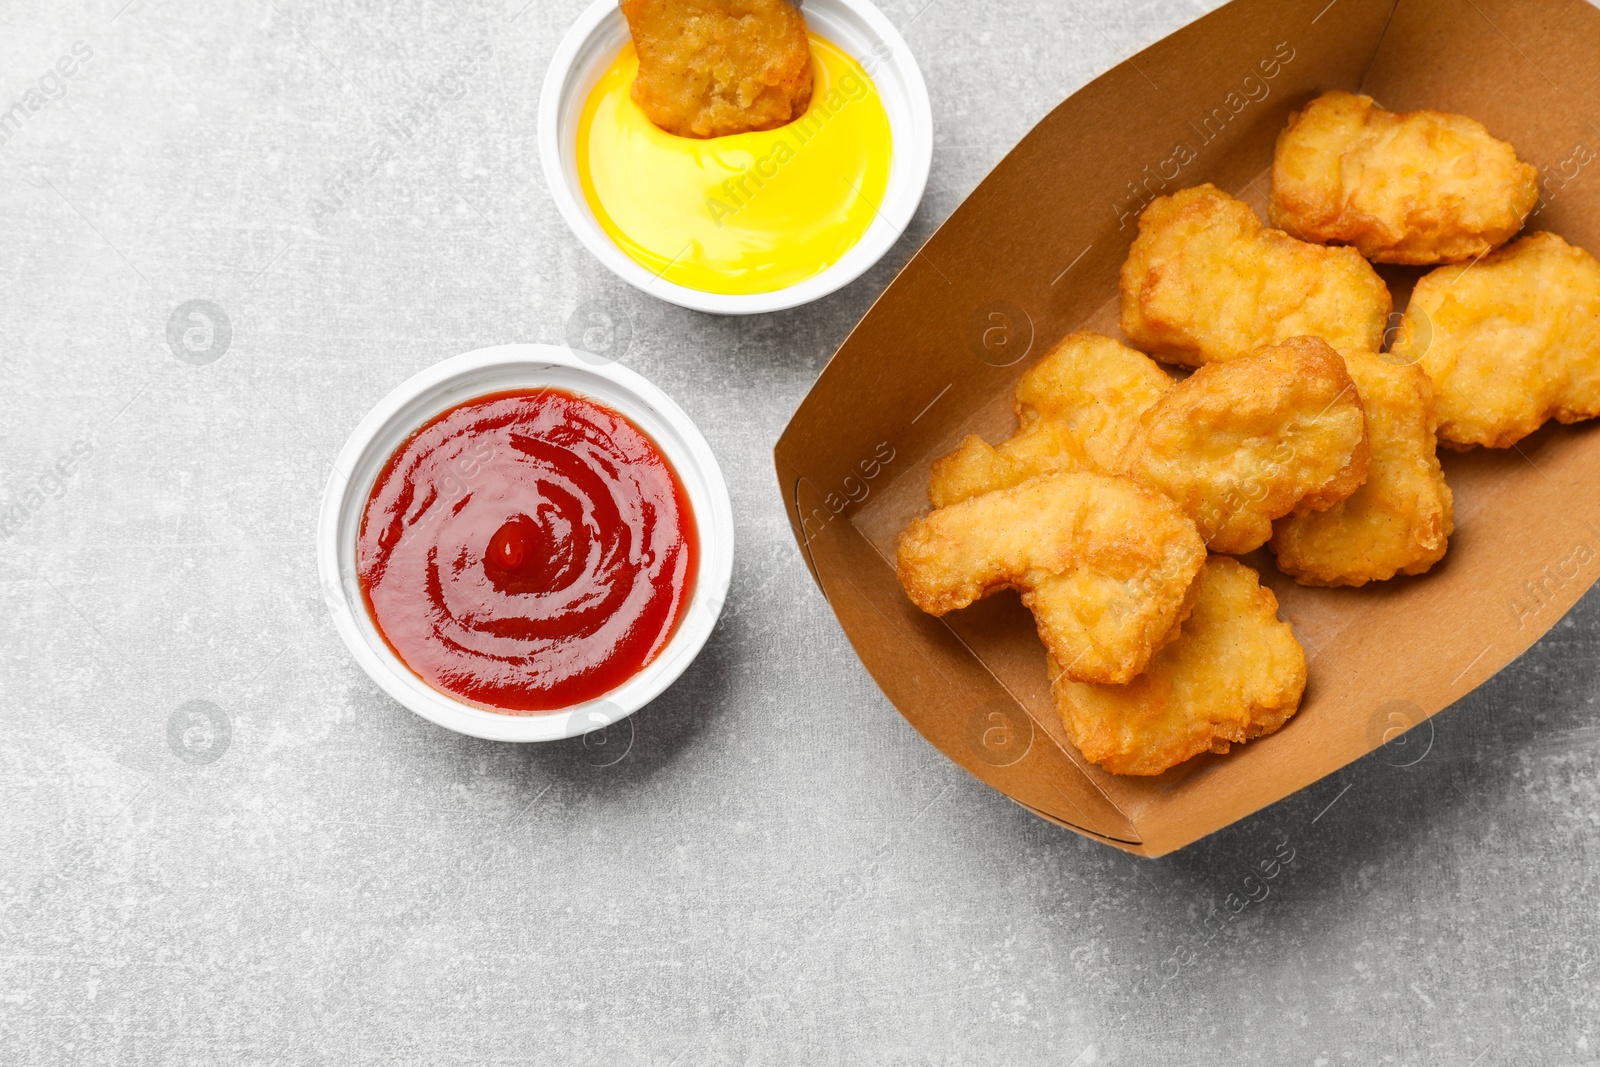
317, 344, 734, 742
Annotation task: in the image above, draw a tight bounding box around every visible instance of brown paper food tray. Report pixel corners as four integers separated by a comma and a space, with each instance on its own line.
773, 0, 1600, 856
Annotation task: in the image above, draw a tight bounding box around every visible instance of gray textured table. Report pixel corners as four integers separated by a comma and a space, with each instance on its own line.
4, 1, 1597, 1063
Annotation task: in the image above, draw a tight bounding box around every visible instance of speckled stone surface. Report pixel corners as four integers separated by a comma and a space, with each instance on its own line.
2, 1, 1597, 1063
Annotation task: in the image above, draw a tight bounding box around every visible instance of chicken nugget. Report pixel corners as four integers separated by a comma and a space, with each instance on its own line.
1118, 336, 1370, 555
1270, 90, 1538, 265
1120, 184, 1392, 366
1051, 556, 1306, 776
1270, 351, 1454, 585
1391, 232, 1600, 449
621, 0, 813, 139
928, 333, 1174, 508
895, 471, 1206, 684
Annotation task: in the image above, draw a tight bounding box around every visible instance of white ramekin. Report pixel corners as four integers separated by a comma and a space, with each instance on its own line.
316, 344, 735, 742
538, 0, 933, 316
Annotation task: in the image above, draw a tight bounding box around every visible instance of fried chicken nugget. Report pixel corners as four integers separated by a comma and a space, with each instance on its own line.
1270, 91, 1539, 265
1120, 184, 1392, 366
1392, 232, 1600, 449
928, 333, 1174, 508
621, 0, 813, 139
1270, 352, 1454, 585
1118, 337, 1370, 555
895, 471, 1206, 684
1051, 556, 1306, 776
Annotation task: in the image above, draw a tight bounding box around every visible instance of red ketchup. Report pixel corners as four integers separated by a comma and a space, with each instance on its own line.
357, 389, 698, 713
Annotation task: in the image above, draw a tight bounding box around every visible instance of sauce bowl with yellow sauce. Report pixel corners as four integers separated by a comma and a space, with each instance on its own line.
540, 0, 932, 315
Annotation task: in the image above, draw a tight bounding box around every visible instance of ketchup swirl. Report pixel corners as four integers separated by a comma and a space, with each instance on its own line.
357, 389, 698, 713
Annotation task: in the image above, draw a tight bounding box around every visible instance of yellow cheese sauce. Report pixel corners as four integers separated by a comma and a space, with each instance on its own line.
576, 35, 893, 296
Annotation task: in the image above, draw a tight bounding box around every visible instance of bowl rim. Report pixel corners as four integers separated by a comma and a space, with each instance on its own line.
537, 0, 933, 316
316, 343, 735, 742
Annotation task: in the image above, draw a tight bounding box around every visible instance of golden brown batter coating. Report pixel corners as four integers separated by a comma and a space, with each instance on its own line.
895, 471, 1206, 685
927, 333, 1174, 508
1391, 232, 1600, 449
1118, 337, 1370, 555
1120, 184, 1392, 367
621, 0, 813, 139
1051, 556, 1306, 777
1270, 91, 1538, 265
1270, 351, 1454, 586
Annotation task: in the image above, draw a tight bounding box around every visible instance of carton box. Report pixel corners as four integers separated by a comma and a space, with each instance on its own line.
773, 0, 1600, 855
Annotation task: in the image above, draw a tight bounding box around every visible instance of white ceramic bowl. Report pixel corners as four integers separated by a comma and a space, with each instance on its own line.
538, 0, 933, 315
317, 344, 735, 742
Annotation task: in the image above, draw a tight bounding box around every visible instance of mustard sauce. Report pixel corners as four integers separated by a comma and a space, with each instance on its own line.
576, 35, 894, 296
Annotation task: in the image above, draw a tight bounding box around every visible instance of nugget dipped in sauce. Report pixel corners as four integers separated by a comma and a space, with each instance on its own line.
621, 0, 814, 139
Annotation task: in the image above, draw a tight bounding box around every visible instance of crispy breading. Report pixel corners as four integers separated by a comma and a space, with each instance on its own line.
1120, 184, 1392, 366
1391, 232, 1600, 449
1117, 336, 1370, 555
1051, 556, 1306, 776
1270, 351, 1454, 585
928, 332, 1174, 508
621, 0, 813, 139
895, 471, 1206, 685
1270, 90, 1538, 265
